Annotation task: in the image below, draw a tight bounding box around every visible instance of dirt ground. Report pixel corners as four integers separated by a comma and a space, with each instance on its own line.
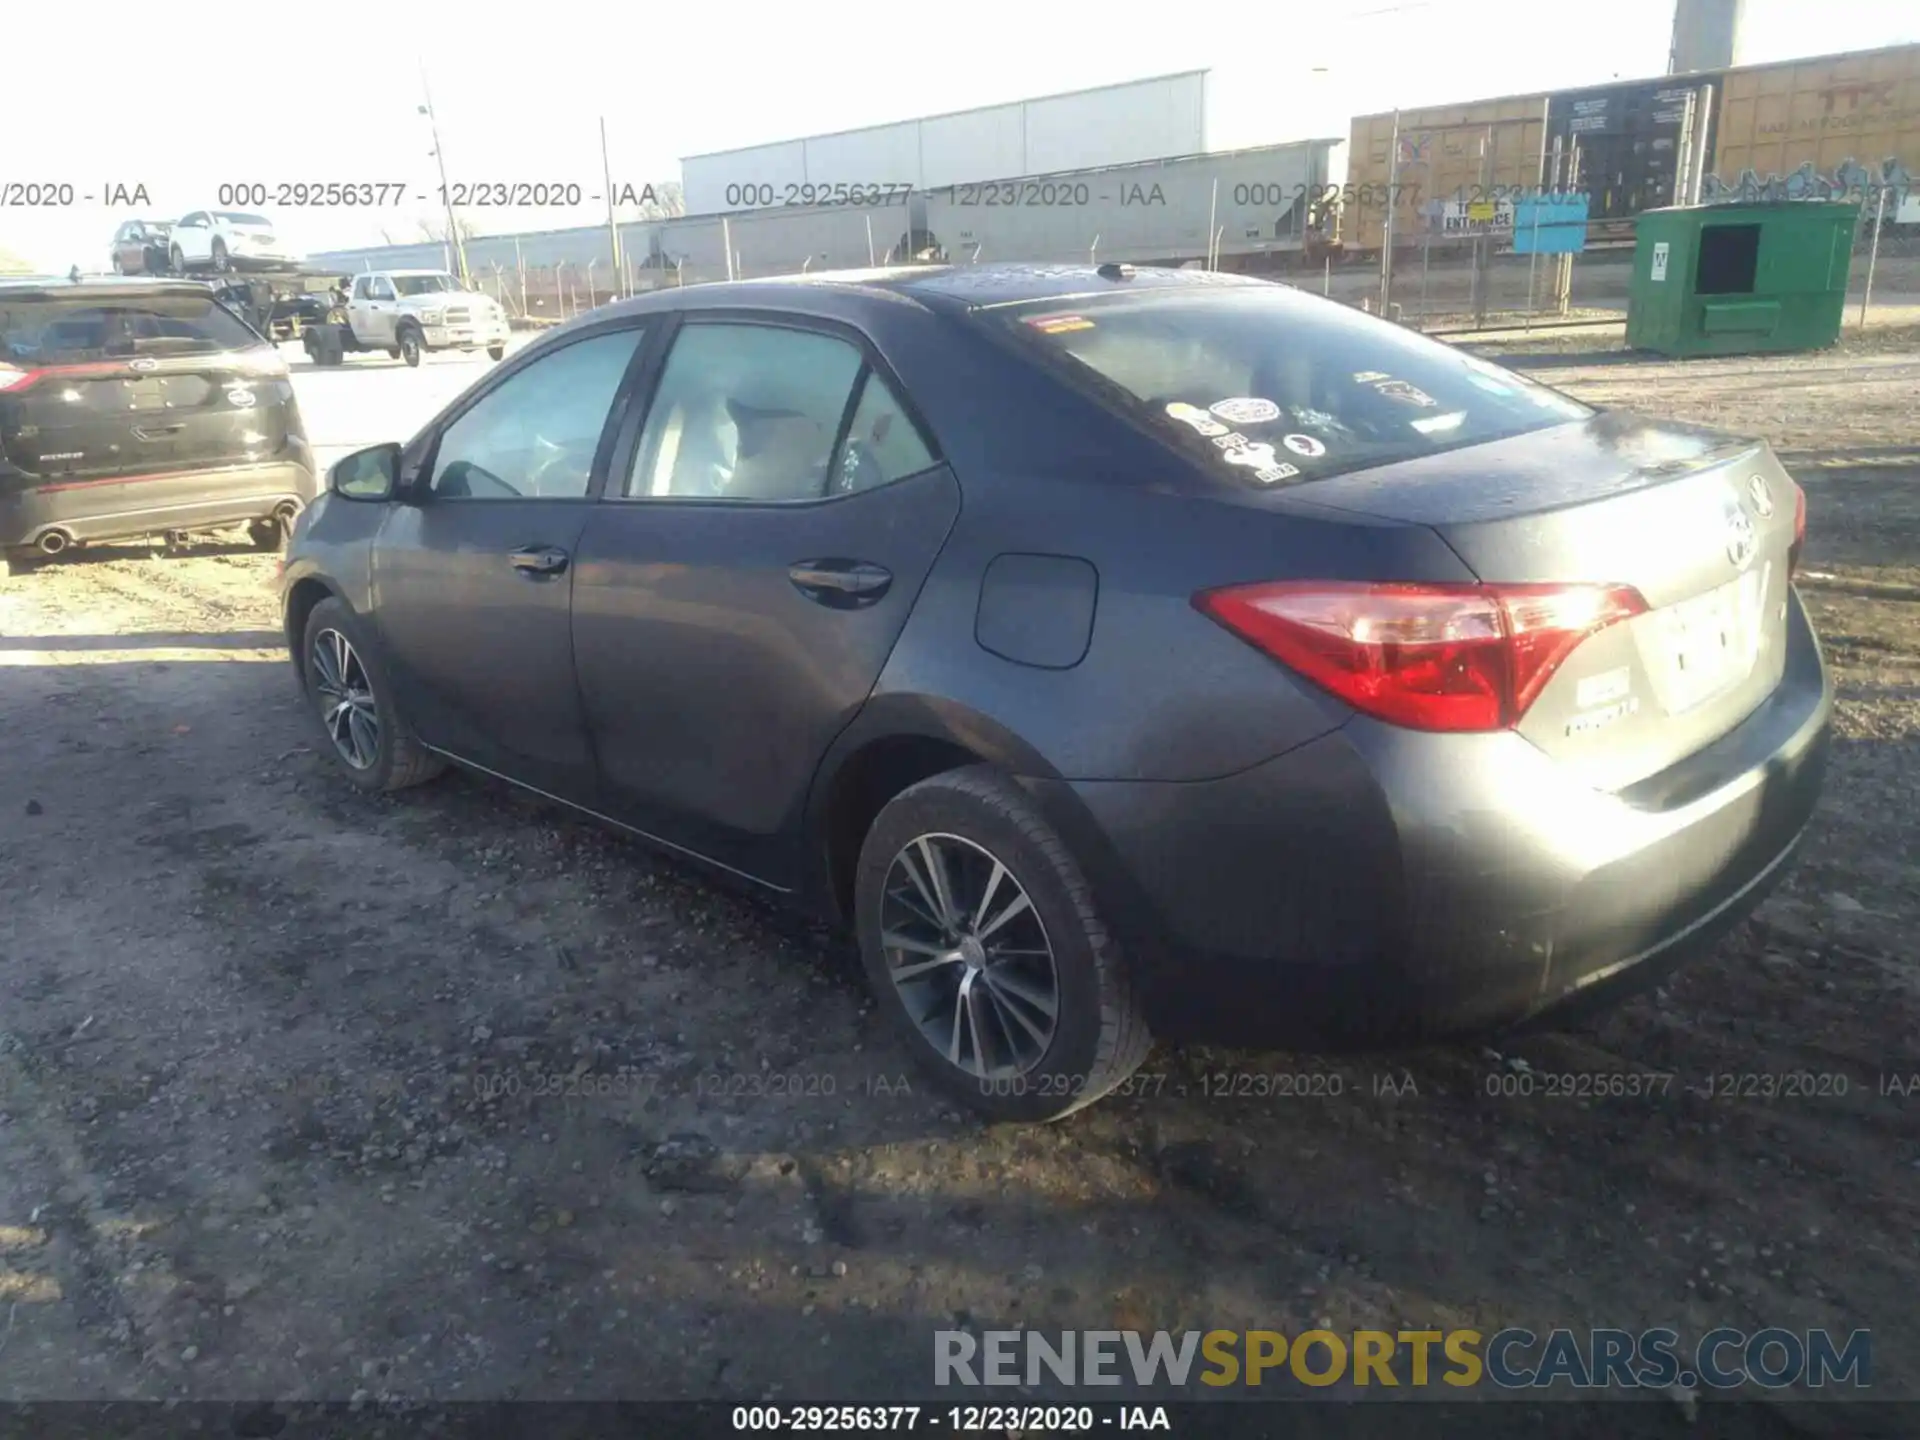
0, 332, 1916, 1429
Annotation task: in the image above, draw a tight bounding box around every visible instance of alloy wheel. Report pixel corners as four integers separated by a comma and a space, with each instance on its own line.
310, 628, 380, 770
878, 833, 1059, 1079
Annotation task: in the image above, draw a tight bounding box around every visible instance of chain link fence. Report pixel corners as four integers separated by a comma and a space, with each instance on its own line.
456, 180, 1915, 342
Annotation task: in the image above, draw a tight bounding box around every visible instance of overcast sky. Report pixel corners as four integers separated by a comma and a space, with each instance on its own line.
2, 0, 1913, 270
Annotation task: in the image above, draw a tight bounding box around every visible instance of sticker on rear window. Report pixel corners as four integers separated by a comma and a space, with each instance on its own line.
1373, 380, 1436, 408
1281, 433, 1327, 458
1026, 312, 1095, 334
1216, 438, 1285, 474
1166, 402, 1230, 437
1208, 397, 1280, 425
1208, 434, 1302, 486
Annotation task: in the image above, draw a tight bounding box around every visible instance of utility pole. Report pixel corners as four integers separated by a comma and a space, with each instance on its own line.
1380, 110, 1401, 311
418, 65, 469, 287
601, 116, 624, 298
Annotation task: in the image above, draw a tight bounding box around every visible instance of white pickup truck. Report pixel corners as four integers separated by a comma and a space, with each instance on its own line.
302, 270, 510, 368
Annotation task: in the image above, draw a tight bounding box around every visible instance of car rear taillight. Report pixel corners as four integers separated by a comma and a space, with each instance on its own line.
1788, 483, 1807, 579
1195, 580, 1649, 733
0, 363, 36, 392
238, 347, 290, 380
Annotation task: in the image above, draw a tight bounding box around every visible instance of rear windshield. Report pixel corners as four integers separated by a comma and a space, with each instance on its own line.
214, 212, 270, 226
989, 286, 1591, 486
0, 294, 264, 364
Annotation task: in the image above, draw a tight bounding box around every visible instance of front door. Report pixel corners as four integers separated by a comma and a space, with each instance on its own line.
371, 322, 650, 799
350, 276, 396, 347
571, 317, 960, 883
173, 213, 211, 266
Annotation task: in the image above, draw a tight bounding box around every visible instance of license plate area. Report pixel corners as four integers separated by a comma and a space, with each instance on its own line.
1652, 566, 1770, 715
124, 377, 169, 411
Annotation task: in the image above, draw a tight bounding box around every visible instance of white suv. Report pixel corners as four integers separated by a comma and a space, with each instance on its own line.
169, 211, 301, 274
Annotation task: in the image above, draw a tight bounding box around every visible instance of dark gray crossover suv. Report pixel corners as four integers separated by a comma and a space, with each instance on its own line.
1, 275, 315, 571
279, 264, 1831, 1121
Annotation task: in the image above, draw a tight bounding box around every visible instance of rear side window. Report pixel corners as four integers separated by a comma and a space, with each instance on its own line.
989, 288, 1590, 486
831, 371, 937, 495
0, 293, 263, 364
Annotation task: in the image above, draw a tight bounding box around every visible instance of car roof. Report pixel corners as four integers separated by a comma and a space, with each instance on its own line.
0, 275, 219, 299
570, 262, 1272, 331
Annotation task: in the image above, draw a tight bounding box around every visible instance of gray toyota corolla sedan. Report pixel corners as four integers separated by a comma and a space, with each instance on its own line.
279, 263, 1831, 1121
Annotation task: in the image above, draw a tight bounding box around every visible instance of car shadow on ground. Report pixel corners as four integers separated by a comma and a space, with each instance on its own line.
1, 641, 1913, 1412
0, 629, 285, 651
13, 539, 266, 569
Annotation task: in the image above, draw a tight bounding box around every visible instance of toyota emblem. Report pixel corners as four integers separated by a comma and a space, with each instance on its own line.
1747, 473, 1775, 518
1725, 505, 1758, 570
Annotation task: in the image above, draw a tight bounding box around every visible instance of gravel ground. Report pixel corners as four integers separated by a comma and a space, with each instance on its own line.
0, 331, 1915, 1427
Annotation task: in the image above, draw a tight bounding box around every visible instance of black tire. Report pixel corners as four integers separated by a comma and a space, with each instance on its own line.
248, 503, 299, 551
111, 254, 125, 274
211, 238, 231, 273
397, 325, 423, 367
854, 766, 1152, 1123
169, 245, 186, 274
487, 343, 506, 361
299, 597, 446, 794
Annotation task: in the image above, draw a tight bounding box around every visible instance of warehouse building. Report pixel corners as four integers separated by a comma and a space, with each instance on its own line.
311, 71, 1338, 291
680, 72, 1212, 216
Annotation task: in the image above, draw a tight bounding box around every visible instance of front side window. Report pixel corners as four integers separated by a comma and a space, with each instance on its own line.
988, 287, 1591, 487
393, 274, 459, 297
625, 323, 864, 502
428, 328, 644, 501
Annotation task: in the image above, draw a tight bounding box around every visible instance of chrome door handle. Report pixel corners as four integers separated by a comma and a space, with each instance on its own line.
788, 561, 892, 601
510, 545, 570, 576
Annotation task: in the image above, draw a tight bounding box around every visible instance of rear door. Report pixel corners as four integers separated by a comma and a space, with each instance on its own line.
369, 321, 651, 799
0, 287, 293, 487
571, 314, 960, 883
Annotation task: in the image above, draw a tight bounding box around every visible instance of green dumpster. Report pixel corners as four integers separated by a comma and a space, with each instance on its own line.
1625, 201, 1859, 358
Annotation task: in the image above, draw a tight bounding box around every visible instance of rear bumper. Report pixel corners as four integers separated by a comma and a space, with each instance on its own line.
1047, 590, 1834, 1049
0, 453, 318, 549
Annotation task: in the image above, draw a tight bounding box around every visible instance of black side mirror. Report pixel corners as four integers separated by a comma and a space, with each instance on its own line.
329, 443, 402, 502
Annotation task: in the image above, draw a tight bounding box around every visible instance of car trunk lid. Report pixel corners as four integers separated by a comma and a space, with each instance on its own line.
1278, 411, 1802, 791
